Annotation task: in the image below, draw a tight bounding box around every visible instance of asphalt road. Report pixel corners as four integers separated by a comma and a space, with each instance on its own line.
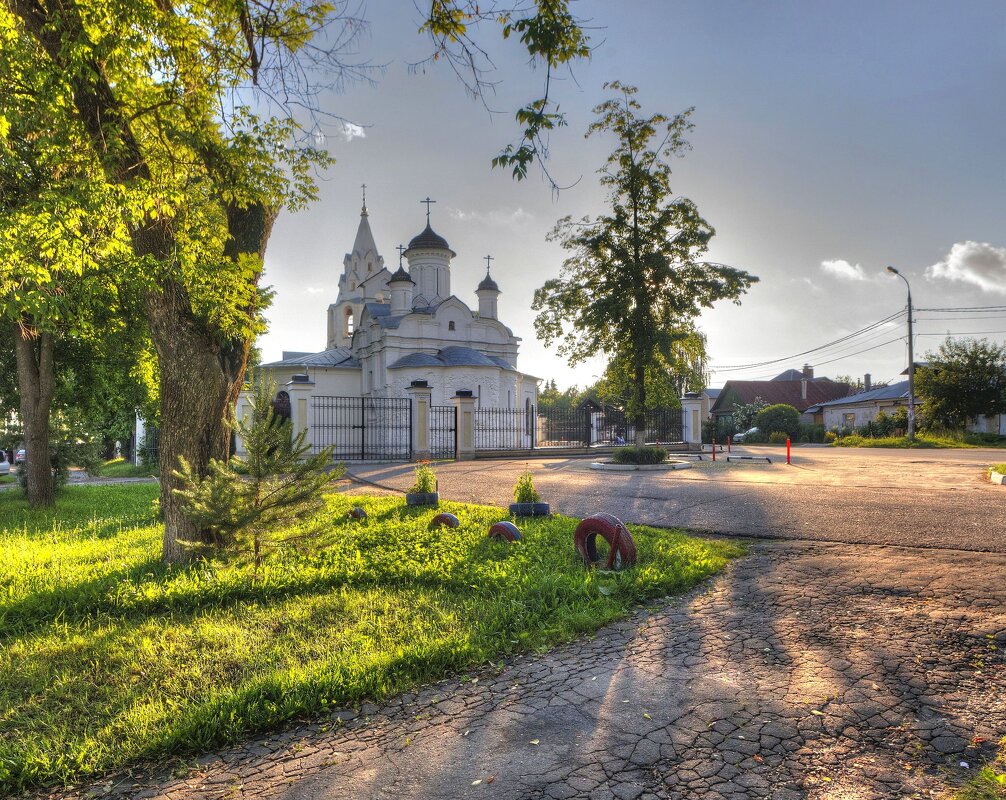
347, 445, 1006, 553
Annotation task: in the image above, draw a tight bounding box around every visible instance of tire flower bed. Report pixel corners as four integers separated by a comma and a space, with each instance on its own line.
0, 483, 743, 792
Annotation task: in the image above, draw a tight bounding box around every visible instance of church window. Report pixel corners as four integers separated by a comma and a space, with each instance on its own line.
368, 261, 373, 272
448, 321, 455, 331
345, 308, 354, 336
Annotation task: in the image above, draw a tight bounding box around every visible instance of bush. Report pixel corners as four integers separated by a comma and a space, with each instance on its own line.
824, 430, 838, 443
702, 418, 735, 445
410, 463, 437, 494
797, 423, 825, 443
513, 470, 540, 504
754, 404, 800, 438
768, 431, 789, 444
611, 445, 668, 464
740, 430, 768, 444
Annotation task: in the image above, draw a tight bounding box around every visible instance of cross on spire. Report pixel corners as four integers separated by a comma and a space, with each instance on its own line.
361, 183, 367, 215
483, 254, 494, 274
396, 244, 406, 267
420, 196, 436, 224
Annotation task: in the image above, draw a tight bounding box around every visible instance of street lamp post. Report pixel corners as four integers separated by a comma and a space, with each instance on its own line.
886, 266, 915, 441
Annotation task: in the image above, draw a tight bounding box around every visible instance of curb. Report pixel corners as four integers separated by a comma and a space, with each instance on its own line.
589, 460, 692, 472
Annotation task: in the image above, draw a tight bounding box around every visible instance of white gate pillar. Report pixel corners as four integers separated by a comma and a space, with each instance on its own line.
406, 381, 433, 461
284, 376, 315, 450
681, 392, 703, 450
452, 390, 477, 460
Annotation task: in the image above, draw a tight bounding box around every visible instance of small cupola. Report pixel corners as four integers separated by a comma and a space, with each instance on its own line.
404, 197, 455, 304
476, 256, 501, 320
388, 260, 414, 313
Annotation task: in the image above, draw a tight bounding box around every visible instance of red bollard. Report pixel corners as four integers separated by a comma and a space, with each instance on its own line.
727, 435, 732, 453
712, 439, 716, 461
786, 437, 791, 465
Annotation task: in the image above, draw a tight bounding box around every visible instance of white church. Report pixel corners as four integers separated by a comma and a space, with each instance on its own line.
255, 195, 539, 457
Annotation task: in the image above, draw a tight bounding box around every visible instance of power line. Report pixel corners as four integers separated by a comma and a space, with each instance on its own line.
917, 330, 1006, 337
711, 311, 905, 372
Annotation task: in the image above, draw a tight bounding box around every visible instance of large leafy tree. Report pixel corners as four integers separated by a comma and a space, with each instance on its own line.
2, 1, 588, 560
916, 338, 1006, 430
533, 82, 757, 442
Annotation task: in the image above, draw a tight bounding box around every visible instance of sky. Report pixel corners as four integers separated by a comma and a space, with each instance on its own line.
259, 0, 1006, 391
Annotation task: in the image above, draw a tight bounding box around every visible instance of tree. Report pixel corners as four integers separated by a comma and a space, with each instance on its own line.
915, 338, 1006, 430
754, 404, 800, 438
3, 1, 589, 561
732, 396, 769, 432
173, 378, 343, 571
533, 83, 757, 443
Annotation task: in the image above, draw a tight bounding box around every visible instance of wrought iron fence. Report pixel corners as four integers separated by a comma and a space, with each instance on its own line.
430, 405, 457, 459
536, 405, 683, 447
474, 407, 534, 450
311, 396, 411, 460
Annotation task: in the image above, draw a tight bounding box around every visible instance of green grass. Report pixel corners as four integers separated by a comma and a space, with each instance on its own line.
0, 474, 13, 484
97, 457, 158, 478
832, 431, 1006, 449
953, 740, 1006, 799
0, 483, 743, 792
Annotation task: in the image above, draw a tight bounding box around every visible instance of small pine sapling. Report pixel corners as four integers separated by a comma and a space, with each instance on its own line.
173, 377, 344, 569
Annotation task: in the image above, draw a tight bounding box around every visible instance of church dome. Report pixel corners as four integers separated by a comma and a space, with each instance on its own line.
389, 265, 414, 284
408, 223, 451, 251
477, 272, 499, 292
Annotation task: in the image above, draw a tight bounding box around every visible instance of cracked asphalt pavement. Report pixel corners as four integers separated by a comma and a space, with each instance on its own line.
44, 447, 1006, 799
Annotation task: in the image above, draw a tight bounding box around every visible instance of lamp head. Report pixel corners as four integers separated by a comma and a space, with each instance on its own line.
886, 266, 899, 275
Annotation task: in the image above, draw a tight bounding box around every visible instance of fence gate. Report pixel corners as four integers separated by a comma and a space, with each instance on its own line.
430, 405, 457, 459
311, 396, 412, 460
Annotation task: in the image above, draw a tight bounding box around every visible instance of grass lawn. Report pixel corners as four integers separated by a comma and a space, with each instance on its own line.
97, 457, 158, 478
0, 474, 13, 484
832, 432, 1006, 449
0, 483, 743, 793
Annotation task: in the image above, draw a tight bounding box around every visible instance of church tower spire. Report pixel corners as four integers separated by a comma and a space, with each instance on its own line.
329, 186, 386, 349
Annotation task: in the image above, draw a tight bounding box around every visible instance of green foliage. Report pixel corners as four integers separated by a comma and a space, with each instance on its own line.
533, 82, 756, 428
611, 445, 668, 465
754, 404, 800, 437
537, 379, 583, 412
702, 417, 735, 444
172, 380, 343, 567
733, 397, 769, 431
916, 338, 1006, 430
768, 431, 789, 444
824, 430, 838, 443
409, 464, 438, 494
513, 470, 541, 503
739, 430, 768, 444
0, 483, 743, 792
797, 423, 826, 444
99, 458, 157, 479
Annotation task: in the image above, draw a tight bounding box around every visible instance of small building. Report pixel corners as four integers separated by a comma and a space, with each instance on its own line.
806, 380, 911, 430
710, 364, 852, 426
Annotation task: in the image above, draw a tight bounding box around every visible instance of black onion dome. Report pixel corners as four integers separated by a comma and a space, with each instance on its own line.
408, 222, 451, 251
389, 265, 414, 284
477, 272, 499, 291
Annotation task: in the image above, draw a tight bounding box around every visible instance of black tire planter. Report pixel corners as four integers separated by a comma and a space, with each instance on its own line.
508, 502, 551, 517
489, 521, 523, 542
405, 491, 439, 507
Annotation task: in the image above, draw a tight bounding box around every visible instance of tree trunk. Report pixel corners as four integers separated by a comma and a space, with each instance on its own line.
633, 359, 647, 445
14, 324, 55, 507
152, 204, 275, 563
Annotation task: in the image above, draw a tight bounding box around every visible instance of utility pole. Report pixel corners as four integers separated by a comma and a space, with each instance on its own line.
887, 266, 915, 441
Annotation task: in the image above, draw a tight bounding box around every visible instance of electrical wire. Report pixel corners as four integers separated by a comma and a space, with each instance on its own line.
711, 310, 905, 372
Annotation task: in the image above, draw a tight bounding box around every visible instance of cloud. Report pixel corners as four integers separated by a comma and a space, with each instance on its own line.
927, 241, 1006, 293
304, 287, 325, 295
334, 122, 366, 142
820, 259, 869, 281
447, 206, 533, 227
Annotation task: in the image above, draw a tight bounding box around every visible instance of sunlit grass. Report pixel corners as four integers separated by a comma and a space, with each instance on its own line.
0, 483, 743, 792
98, 457, 158, 478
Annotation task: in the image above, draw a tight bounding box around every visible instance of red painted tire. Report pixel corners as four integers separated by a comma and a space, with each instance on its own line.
489, 521, 522, 542
349, 507, 368, 520
429, 512, 460, 530
573, 513, 637, 570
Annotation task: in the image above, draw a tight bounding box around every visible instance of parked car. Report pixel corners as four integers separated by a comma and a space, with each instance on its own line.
14, 448, 26, 465
732, 426, 759, 443
0, 452, 9, 476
